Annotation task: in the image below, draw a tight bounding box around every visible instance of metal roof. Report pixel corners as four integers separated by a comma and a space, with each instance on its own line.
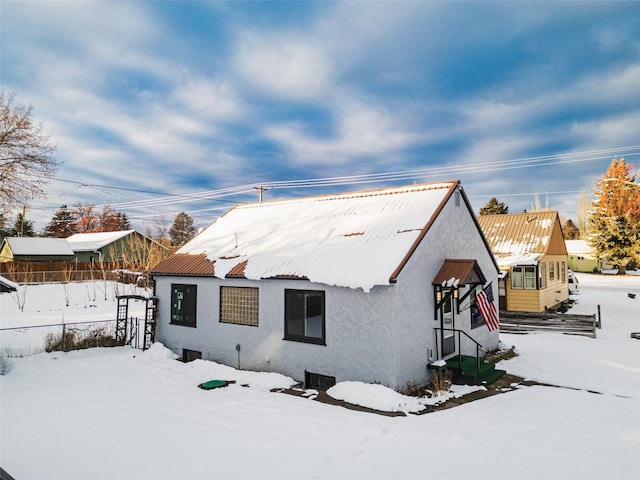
432, 259, 486, 287
66, 230, 136, 252
151, 181, 462, 291
477, 210, 561, 266
4, 237, 74, 256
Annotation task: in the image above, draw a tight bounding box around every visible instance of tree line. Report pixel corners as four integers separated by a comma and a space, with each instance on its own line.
0, 206, 197, 247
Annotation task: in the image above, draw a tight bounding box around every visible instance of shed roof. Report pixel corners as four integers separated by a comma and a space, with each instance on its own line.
152, 181, 463, 291
4, 237, 74, 256
477, 210, 561, 266
0, 274, 19, 292
66, 230, 135, 252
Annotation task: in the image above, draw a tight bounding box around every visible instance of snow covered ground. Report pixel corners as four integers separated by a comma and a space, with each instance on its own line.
1, 273, 639, 479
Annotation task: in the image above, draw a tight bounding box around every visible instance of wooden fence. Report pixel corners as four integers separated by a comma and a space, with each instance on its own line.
499, 308, 601, 338
0, 261, 123, 284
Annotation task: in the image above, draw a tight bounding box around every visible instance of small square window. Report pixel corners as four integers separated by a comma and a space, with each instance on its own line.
220, 286, 259, 326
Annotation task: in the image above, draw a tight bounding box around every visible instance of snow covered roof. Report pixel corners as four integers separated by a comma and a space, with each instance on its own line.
565, 240, 594, 255
66, 230, 136, 252
153, 182, 462, 291
3, 237, 74, 256
477, 211, 561, 267
0, 274, 18, 291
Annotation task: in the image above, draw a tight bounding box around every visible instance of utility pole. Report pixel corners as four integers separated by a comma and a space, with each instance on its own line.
20, 205, 27, 237
253, 184, 268, 203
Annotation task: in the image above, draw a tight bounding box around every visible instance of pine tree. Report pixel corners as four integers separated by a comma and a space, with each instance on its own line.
587, 158, 640, 274
12, 211, 35, 237
479, 197, 509, 215
170, 212, 196, 246
562, 219, 580, 240
0, 213, 9, 242
44, 204, 76, 237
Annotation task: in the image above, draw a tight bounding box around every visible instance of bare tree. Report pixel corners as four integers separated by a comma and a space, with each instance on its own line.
8, 261, 32, 312
577, 191, 590, 238
61, 264, 74, 307
0, 91, 58, 214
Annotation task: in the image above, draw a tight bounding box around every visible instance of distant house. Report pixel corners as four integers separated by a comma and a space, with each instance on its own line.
0, 237, 75, 263
566, 239, 610, 273
66, 230, 162, 264
151, 181, 501, 390
477, 211, 569, 313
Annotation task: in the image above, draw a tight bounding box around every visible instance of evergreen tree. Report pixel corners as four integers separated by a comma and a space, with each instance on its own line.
562, 219, 580, 240
479, 197, 509, 215
170, 212, 196, 246
44, 204, 76, 237
587, 158, 640, 274
12, 211, 35, 237
0, 213, 9, 242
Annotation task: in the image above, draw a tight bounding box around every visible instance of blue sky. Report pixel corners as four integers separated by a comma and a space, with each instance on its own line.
2, 1, 639, 232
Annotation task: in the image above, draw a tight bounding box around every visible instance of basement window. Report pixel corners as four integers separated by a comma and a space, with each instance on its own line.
220, 286, 259, 327
305, 371, 336, 390
182, 349, 202, 362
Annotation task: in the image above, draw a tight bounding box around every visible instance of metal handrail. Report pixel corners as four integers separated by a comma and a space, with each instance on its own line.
434, 327, 483, 381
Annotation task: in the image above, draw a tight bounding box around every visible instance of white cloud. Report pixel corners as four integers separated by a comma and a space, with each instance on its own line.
233, 31, 333, 100
171, 77, 246, 121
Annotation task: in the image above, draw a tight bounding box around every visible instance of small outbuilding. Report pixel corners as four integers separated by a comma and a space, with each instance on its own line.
151, 181, 501, 390
66, 230, 158, 263
0, 237, 75, 263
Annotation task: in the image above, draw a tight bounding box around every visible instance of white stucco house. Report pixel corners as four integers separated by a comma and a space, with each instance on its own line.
151, 181, 501, 390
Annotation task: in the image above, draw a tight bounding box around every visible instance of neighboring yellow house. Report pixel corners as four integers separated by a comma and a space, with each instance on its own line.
565, 239, 611, 273
477, 211, 570, 313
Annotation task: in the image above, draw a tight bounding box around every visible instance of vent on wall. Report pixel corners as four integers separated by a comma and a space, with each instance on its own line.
305, 370, 336, 390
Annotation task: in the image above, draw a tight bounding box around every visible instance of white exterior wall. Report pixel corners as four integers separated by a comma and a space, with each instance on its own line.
390, 193, 500, 387
154, 191, 499, 390
154, 275, 401, 387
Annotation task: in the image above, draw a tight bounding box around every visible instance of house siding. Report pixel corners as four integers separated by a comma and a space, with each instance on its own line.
155, 275, 400, 386
504, 255, 569, 312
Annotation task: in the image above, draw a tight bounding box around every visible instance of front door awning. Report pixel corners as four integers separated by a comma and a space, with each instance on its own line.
432, 259, 486, 287
433, 259, 487, 317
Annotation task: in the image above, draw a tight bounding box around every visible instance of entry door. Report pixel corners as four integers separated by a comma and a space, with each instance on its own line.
441, 292, 455, 356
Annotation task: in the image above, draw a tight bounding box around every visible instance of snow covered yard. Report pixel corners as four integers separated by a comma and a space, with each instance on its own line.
1, 273, 639, 479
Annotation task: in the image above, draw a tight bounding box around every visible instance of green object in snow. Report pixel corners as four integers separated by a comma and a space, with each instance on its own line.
199, 380, 227, 390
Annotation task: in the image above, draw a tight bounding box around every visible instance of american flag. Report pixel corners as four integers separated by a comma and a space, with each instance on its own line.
477, 284, 499, 331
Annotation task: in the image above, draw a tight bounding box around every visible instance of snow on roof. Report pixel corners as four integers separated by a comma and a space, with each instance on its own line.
66, 230, 135, 252
173, 182, 459, 291
0, 274, 19, 291
5, 237, 74, 256
477, 211, 558, 267
565, 240, 594, 254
